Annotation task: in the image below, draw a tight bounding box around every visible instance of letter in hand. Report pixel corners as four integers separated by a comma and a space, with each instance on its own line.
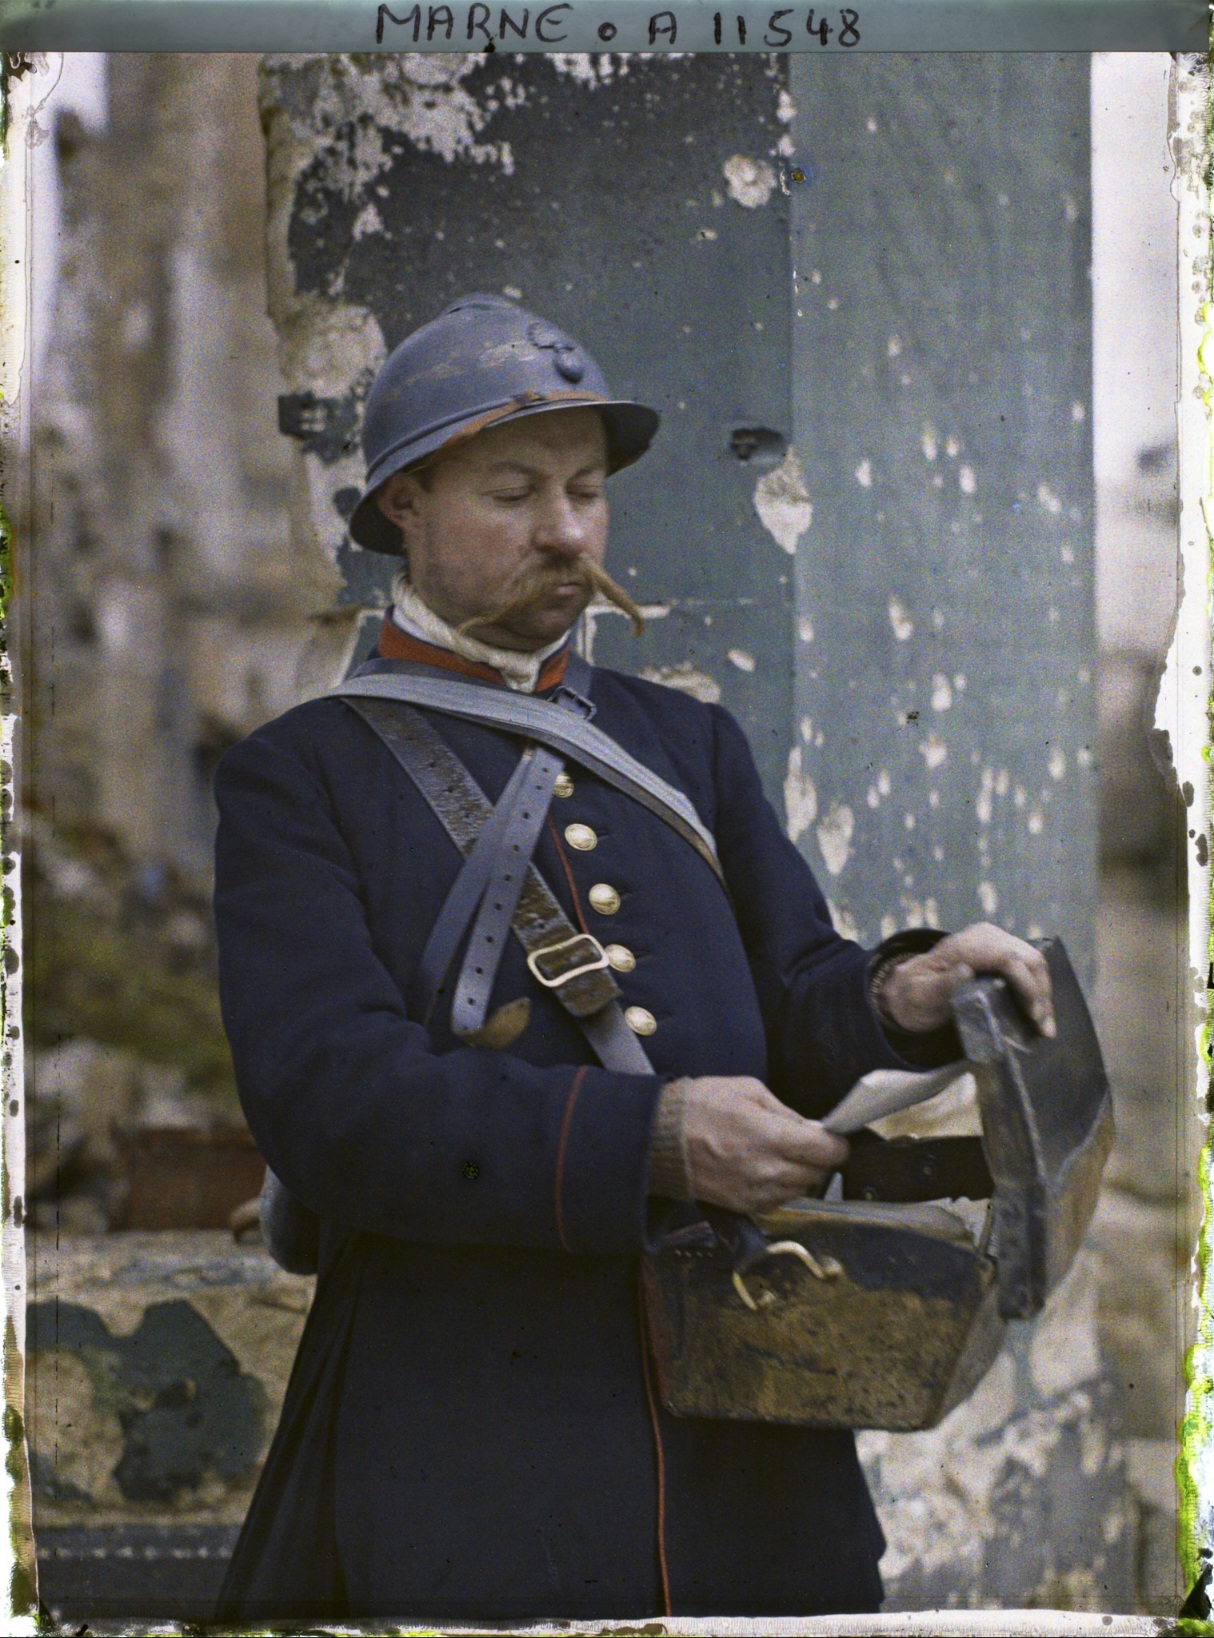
680, 1075, 849, 1217
880, 923, 1056, 1039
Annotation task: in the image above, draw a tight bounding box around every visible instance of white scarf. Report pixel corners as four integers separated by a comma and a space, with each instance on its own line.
391, 580, 569, 694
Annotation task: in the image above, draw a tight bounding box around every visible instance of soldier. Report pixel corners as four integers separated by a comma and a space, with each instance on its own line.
213, 295, 1054, 1621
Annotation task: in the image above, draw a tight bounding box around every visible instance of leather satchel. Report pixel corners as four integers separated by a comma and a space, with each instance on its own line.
640, 938, 1112, 1431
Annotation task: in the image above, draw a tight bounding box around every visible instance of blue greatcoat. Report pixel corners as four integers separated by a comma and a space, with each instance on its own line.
212, 646, 942, 1622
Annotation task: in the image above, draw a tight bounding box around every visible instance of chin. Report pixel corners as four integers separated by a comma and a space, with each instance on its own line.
519, 619, 579, 648
505, 608, 586, 648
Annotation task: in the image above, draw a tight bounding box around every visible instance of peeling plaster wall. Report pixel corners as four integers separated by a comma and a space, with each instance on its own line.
1086, 55, 1193, 1619
782, 57, 1136, 1614
857, 1255, 1131, 1612
27, 1234, 311, 1532
788, 56, 1098, 977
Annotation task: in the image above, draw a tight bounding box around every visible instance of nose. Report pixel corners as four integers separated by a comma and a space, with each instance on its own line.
532, 487, 592, 558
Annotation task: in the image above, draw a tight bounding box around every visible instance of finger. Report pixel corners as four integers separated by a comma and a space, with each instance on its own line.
747, 1149, 833, 1195
1004, 952, 1046, 1001
747, 1160, 837, 1212
943, 929, 1057, 1037
940, 924, 1020, 969
771, 1119, 849, 1169
1005, 954, 1055, 1036
724, 1166, 801, 1214
928, 926, 992, 968
758, 1139, 844, 1186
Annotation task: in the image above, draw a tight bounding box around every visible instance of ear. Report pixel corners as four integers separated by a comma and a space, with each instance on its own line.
375, 469, 425, 535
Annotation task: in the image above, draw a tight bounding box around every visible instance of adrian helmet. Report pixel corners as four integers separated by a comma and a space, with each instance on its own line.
348, 294, 661, 555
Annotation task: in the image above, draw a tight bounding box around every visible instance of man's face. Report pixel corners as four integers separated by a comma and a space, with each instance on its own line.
375, 408, 610, 652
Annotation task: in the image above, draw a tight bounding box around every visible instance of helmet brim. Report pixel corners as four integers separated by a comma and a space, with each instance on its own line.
347, 396, 660, 556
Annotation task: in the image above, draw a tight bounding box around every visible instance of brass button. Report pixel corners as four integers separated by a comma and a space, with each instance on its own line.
604, 944, 636, 974
564, 823, 598, 852
588, 883, 621, 916
625, 1006, 657, 1036
553, 772, 575, 798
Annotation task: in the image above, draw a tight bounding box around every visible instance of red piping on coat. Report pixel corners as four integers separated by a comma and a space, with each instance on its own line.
553, 1066, 586, 1253
546, 819, 591, 934
637, 1275, 673, 1616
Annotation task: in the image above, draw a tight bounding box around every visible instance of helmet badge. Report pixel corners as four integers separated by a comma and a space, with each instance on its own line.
527, 319, 586, 384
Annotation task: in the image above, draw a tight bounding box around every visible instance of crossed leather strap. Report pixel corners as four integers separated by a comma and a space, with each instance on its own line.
335, 653, 722, 1076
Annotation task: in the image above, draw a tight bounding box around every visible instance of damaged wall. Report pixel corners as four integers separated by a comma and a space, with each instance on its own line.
788, 56, 1097, 970
27, 1233, 312, 1622
784, 56, 1132, 1613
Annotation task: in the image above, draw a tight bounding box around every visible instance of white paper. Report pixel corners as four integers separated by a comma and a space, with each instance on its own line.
821, 1062, 969, 1136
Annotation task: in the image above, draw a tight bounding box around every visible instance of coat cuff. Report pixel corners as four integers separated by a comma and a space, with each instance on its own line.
645, 1078, 694, 1201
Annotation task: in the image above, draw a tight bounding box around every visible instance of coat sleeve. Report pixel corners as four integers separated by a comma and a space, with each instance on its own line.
212, 725, 664, 1255
705, 705, 955, 1120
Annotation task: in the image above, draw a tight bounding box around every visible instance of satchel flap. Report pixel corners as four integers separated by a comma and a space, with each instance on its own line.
952, 937, 1112, 1318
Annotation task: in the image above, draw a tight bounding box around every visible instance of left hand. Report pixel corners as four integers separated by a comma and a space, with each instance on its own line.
879, 923, 1055, 1039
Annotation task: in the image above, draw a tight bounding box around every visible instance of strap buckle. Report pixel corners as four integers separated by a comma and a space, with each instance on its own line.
526, 932, 610, 989
550, 684, 596, 720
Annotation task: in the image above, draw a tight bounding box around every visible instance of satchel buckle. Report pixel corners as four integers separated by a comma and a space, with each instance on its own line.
527, 933, 610, 989
732, 1242, 844, 1312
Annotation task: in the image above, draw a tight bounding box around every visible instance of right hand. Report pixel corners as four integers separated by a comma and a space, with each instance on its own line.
681, 1076, 849, 1216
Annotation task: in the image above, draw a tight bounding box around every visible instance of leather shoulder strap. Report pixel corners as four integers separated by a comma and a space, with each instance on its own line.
330, 666, 725, 888
347, 696, 656, 1076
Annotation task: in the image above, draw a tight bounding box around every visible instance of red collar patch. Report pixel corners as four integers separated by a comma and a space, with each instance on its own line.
375, 614, 570, 693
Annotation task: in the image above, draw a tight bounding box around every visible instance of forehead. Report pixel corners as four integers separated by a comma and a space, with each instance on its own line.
452, 407, 608, 473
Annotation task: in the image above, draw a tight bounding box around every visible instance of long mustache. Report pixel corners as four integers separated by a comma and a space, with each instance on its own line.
457, 557, 646, 639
